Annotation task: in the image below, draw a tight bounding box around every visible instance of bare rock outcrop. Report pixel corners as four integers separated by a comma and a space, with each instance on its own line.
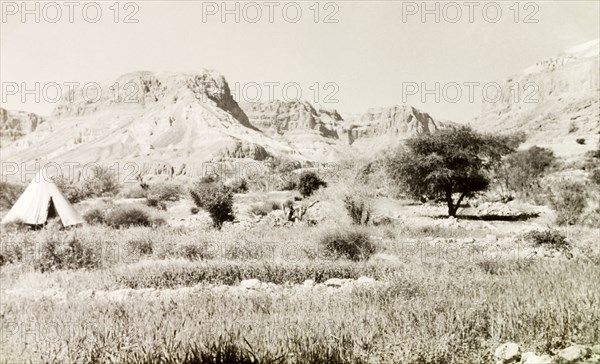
0, 107, 46, 144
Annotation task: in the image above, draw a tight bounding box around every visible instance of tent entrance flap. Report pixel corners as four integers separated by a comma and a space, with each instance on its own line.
47, 198, 58, 220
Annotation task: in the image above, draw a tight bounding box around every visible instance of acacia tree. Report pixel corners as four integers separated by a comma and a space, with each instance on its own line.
386, 126, 518, 217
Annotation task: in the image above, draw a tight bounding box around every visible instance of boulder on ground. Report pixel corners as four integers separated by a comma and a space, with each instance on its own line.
523, 353, 552, 364
555, 345, 592, 363
240, 279, 261, 290
494, 342, 520, 364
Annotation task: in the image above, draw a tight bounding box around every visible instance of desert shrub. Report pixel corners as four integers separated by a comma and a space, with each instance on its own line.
227, 178, 249, 193
82, 166, 121, 197
146, 183, 182, 210
550, 181, 587, 225
320, 227, 376, 261
127, 239, 153, 256
576, 138, 586, 145
119, 185, 148, 199
343, 193, 372, 225
589, 168, 600, 186
298, 171, 327, 197
249, 201, 280, 216
83, 208, 106, 225
52, 176, 89, 203
498, 146, 556, 199
524, 229, 571, 252
190, 180, 235, 229
179, 243, 211, 261
35, 233, 100, 271
0, 182, 25, 210
568, 121, 578, 133
106, 207, 153, 228
190, 206, 199, 215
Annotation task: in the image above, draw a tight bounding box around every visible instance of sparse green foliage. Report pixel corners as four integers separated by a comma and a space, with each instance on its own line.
320, 227, 376, 261
550, 181, 587, 225
298, 171, 327, 197
386, 126, 517, 216
190, 180, 235, 228
498, 146, 556, 198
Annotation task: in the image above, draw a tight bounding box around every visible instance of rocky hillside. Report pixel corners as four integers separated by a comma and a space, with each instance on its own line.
0, 107, 45, 145
473, 39, 600, 159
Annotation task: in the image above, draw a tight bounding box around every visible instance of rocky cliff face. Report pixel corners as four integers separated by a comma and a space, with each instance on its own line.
240, 101, 447, 145
1, 70, 449, 180
473, 39, 600, 159
0, 70, 302, 179
0, 107, 45, 145
344, 105, 447, 144
240, 100, 342, 138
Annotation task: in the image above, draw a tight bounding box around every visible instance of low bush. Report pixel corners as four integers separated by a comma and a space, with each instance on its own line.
81, 166, 121, 198
576, 138, 586, 145
298, 171, 327, 197
190, 180, 235, 229
83, 208, 106, 225
35, 232, 100, 272
589, 168, 600, 186
343, 193, 372, 225
249, 201, 281, 216
179, 243, 211, 261
320, 227, 377, 261
146, 183, 182, 210
190, 206, 199, 215
550, 180, 587, 225
106, 206, 153, 228
0, 182, 25, 210
524, 229, 571, 252
227, 178, 249, 193
497, 146, 556, 199
127, 239, 153, 256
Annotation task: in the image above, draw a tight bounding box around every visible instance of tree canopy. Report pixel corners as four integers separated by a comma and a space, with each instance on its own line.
386, 126, 519, 216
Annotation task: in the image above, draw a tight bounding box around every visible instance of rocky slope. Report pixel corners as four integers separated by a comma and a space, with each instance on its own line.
1, 68, 447, 178
0, 71, 311, 179
0, 107, 46, 145
472, 39, 600, 159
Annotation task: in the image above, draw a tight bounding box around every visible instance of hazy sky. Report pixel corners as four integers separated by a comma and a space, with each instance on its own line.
1, 1, 599, 122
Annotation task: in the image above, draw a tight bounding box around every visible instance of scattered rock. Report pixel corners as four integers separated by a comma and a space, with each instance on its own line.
324, 278, 345, 288
494, 342, 521, 364
303, 279, 315, 287
355, 276, 377, 285
240, 279, 261, 290
484, 234, 498, 243
555, 345, 592, 363
523, 353, 552, 364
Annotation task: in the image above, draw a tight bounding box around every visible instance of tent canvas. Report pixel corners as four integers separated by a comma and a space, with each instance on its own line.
1, 173, 84, 227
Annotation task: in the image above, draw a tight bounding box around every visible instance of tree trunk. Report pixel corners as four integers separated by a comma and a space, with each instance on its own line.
446, 190, 467, 217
